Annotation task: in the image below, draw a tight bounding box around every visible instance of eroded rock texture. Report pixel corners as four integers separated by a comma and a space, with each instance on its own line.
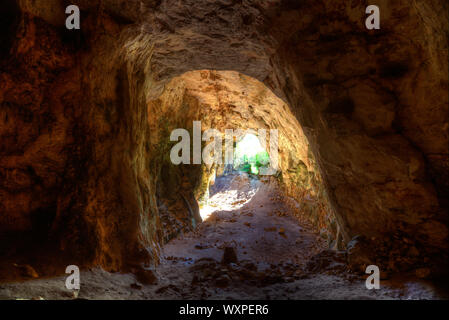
148, 70, 332, 244
0, 0, 447, 276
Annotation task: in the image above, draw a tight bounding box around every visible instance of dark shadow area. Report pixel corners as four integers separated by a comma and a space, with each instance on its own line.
0, 0, 21, 59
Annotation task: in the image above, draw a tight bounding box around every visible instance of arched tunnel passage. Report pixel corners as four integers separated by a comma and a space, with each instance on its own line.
148, 69, 333, 297
0, 0, 447, 300
198, 131, 270, 222
232, 133, 270, 176
147, 70, 333, 246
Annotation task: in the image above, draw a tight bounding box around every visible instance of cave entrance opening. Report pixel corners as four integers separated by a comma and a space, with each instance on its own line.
198, 132, 269, 220
233, 133, 270, 176
156, 70, 329, 275
148, 69, 319, 227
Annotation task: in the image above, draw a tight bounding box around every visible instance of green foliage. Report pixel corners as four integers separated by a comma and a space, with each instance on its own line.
241, 163, 252, 173
233, 134, 271, 175
236, 150, 270, 175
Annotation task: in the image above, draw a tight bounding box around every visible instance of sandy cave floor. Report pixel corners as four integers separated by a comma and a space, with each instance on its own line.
0, 173, 446, 300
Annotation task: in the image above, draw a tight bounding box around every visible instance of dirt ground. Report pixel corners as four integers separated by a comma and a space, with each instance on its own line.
0, 173, 446, 300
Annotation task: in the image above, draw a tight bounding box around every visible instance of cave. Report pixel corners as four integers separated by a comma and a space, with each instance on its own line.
0, 0, 448, 300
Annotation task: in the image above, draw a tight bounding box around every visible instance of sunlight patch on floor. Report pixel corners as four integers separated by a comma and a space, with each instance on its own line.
199, 185, 260, 221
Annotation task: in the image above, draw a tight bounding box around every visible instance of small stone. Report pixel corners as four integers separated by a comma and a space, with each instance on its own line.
415, 268, 431, 279
135, 268, 158, 285
221, 247, 238, 264
215, 274, 231, 288
155, 284, 179, 294
346, 235, 373, 274
130, 283, 142, 290
13, 264, 39, 278
242, 261, 257, 271
191, 275, 200, 286
319, 228, 328, 239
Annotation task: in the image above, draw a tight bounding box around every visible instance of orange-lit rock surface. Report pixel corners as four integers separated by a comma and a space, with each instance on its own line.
0, 0, 447, 279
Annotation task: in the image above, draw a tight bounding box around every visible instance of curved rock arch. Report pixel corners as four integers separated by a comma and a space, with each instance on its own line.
116, 0, 447, 267
0, 0, 447, 275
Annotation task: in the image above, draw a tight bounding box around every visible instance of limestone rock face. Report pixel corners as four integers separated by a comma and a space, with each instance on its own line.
347, 236, 374, 274
0, 0, 447, 274
148, 70, 332, 242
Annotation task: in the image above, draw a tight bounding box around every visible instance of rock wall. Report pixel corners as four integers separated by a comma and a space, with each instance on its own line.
0, 0, 447, 274
270, 0, 449, 270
